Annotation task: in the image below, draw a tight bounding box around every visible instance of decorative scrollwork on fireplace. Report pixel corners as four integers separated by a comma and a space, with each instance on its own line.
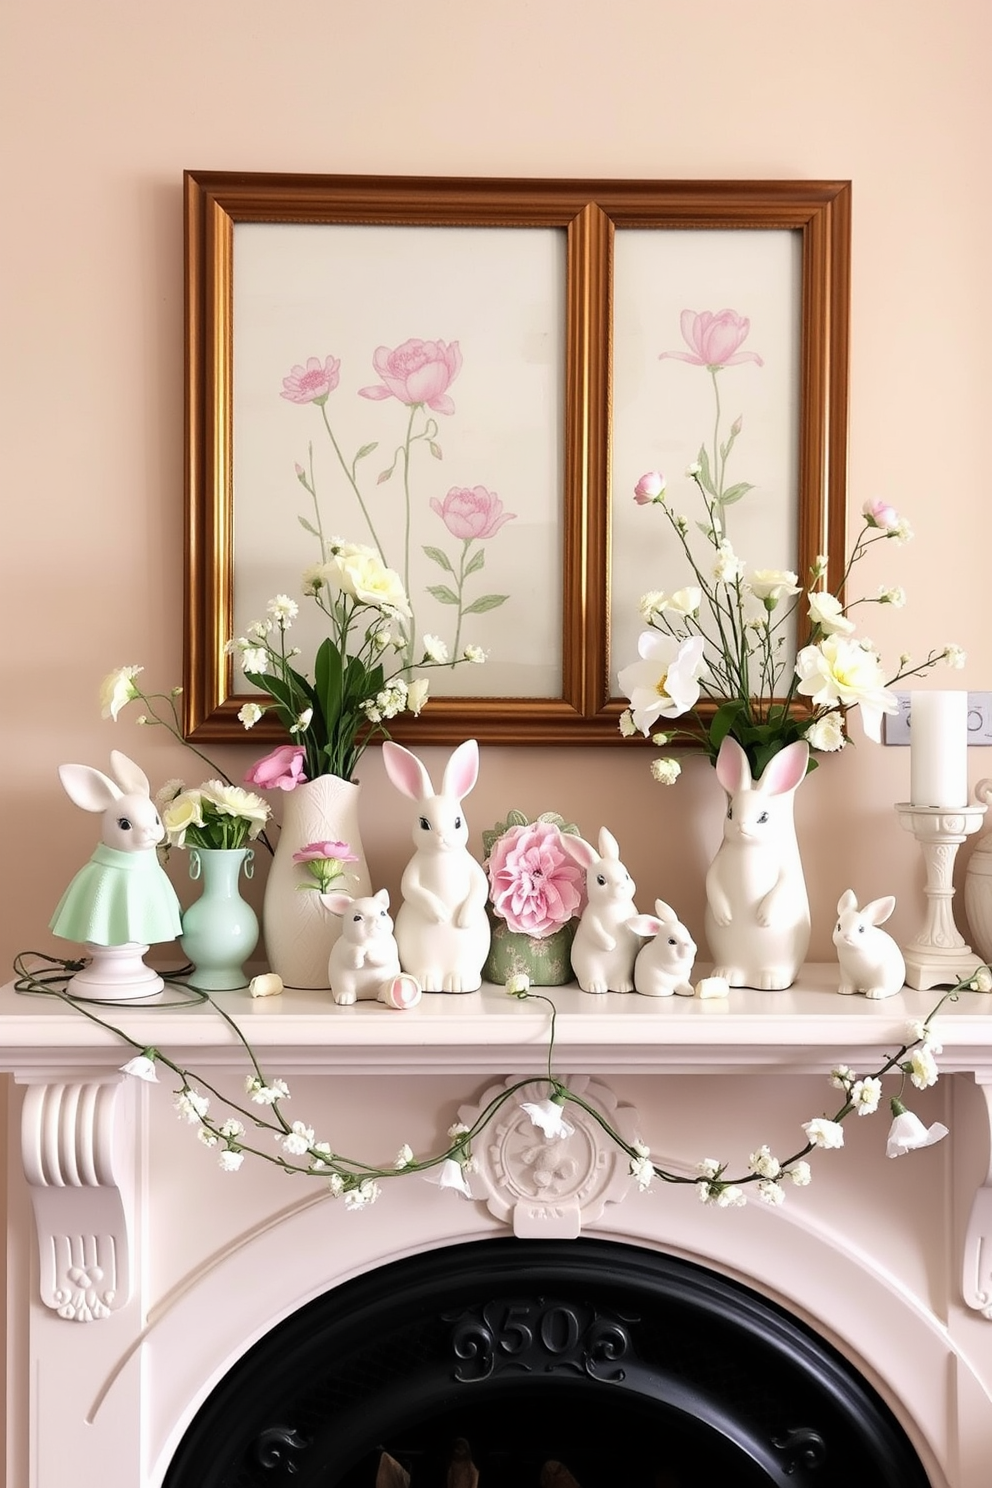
447, 1296, 635, 1384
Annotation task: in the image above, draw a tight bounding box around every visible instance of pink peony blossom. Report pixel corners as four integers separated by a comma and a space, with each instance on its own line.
634, 471, 666, 505
292, 840, 357, 864
487, 820, 586, 938
659, 310, 763, 369
244, 744, 307, 792
359, 338, 462, 414
431, 486, 516, 540
280, 356, 341, 405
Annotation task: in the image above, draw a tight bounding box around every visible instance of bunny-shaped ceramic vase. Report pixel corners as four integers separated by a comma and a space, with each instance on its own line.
704, 736, 810, 990
833, 888, 906, 999
49, 750, 183, 999
559, 827, 641, 993
628, 899, 697, 997
319, 889, 423, 1008
381, 739, 491, 993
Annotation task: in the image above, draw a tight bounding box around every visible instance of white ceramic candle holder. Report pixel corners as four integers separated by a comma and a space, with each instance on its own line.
895, 802, 987, 989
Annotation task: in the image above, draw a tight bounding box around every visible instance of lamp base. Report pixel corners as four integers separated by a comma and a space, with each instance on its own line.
67, 943, 164, 1002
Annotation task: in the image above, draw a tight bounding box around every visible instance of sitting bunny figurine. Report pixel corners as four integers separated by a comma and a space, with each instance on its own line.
833, 888, 906, 999
628, 899, 697, 997
319, 889, 422, 1008
704, 736, 810, 990
381, 739, 491, 993
560, 827, 641, 993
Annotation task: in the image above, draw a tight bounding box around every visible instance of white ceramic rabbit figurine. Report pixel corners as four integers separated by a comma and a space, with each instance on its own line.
381, 739, 491, 993
49, 750, 183, 1000
833, 888, 906, 999
628, 899, 697, 997
559, 827, 641, 994
704, 736, 810, 990
319, 889, 422, 1008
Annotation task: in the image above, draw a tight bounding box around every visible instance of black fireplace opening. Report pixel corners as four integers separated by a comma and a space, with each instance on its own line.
164, 1237, 932, 1488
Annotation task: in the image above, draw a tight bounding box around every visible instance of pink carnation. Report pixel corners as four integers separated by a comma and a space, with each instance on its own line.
244, 744, 307, 792
292, 841, 358, 864
487, 820, 586, 938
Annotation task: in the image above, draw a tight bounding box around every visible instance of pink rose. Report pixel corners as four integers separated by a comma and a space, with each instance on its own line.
359, 338, 462, 415
862, 498, 901, 532
487, 821, 586, 938
244, 744, 307, 792
634, 471, 666, 505
280, 356, 341, 405
659, 310, 763, 369
431, 486, 516, 541
292, 840, 358, 864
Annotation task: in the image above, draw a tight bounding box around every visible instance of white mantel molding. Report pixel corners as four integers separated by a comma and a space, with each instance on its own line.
3, 965, 992, 1323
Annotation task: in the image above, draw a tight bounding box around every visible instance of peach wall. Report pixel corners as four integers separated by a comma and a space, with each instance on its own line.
2, 0, 991, 974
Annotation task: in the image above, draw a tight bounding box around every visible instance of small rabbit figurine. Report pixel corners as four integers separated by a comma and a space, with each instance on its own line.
559, 827, 641, 993
49, 750, 183, 999
319, 889, 422, 1008
381, 739, 491, 993
628, 899, 697, 997
833, 888, 906, 999
704, 736, 810, 990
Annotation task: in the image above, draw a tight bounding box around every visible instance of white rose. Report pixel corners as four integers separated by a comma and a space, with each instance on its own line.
406, 677, 430, 715
748, 568, 800, 605
99, 665, 143, 720
805, 710, 846, 752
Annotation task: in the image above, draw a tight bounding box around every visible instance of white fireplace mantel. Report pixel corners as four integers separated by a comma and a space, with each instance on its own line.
3, 965, 992, 1488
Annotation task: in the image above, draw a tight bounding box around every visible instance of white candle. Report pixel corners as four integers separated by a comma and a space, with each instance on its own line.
909, 690, 968, 807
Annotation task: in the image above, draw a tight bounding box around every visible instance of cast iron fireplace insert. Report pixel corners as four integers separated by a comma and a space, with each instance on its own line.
163, 1237, 931, 1488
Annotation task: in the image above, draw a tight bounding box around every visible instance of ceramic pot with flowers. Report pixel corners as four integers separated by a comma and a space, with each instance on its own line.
158, 778, 270, 992
481, 810, 586, 986
251, 758, 371, 991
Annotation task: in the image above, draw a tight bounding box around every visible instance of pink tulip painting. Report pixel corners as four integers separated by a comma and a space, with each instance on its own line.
280, 356, 341, 405
659, 310, 764, 369
359, 338, 462, 415
430, 486, 516, 541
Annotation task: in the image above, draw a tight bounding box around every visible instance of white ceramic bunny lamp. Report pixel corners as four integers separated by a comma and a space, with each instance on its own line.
49, 750, 182, 1000
381, 739, 491, 993
833, 889, 907, 999
319, 889, 423, 1009
704, 736, 811, 990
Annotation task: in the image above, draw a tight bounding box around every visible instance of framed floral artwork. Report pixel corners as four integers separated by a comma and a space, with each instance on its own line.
184, 173, 850, 745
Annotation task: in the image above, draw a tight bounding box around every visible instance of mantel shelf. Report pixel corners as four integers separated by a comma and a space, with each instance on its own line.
2, 963, 991, 1077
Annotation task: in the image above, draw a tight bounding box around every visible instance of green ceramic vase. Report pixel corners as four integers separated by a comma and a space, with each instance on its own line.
180, 847, 259, 991
482, 913, 578, 986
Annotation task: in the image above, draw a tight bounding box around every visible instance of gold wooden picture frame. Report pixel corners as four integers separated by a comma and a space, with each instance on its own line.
184, 172, 850, 746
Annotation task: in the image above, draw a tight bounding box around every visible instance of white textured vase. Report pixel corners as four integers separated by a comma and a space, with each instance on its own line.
262, 776, 372, 990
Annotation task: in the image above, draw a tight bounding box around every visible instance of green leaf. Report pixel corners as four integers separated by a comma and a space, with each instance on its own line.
355, 441, 378, 461
297, 515, 320, 537
427, 584, 459, 605
423, 545, 454, 573
429, 441, 443, 460
314, 639, 343, 735
463, 593, 508, 615
708, 699, 747, 754
696, 445, 717, 497
465, 547, 485, 576
719, 481, 755, 507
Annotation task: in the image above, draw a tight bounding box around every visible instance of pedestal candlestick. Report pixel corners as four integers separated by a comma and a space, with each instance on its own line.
896, 803, 987, 989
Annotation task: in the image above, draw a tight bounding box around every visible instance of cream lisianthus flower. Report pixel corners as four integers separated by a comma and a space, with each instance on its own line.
807, 590, 855, 635
748, 569, 800, 607
330, 549, 412, 618
100, 665, 143, 720
238, 701, 264, 729
638, 590, 668, 624
794, 635, 899, 742
712, 540, 744, 586
804, 710, 846, 752
199, 781, 269, 837
267, 594, 299, 625
422, 634, 448, 664
406, 677, 430, 715
161, 790, 205, 847
618, 631, 708, 734
666, 586, 702, 616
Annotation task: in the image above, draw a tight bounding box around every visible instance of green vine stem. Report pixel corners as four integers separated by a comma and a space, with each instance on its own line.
11, 952, 982, 1208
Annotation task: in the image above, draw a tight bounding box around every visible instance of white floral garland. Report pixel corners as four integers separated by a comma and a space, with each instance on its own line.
13, 953, 987, 1212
